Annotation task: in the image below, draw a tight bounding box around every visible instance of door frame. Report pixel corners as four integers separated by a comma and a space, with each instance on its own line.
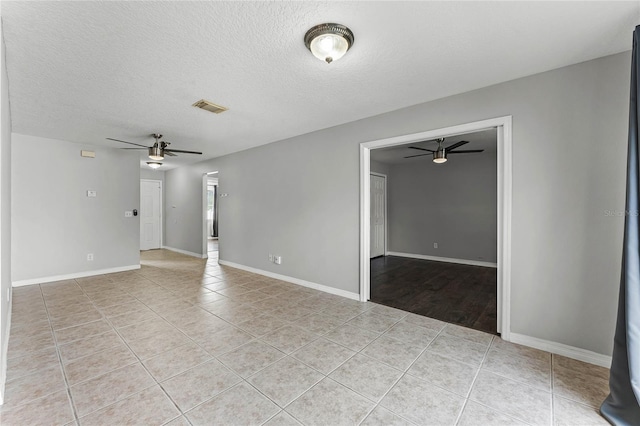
359, 116, 512, 339
140, 179, 163, 250
202, 172, 219, 259
370, 172, 388, 258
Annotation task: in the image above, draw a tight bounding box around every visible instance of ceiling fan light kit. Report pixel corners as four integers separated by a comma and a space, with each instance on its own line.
304, 23, 354, 63
146, 162, 162, 169
433, 149, 447, 164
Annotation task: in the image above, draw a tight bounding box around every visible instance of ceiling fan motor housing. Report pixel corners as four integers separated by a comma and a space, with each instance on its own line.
148, 146, 164, 160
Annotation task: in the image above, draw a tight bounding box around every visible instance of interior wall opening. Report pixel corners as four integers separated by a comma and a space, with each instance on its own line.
360, 116, 512, 340
203, 171, 219, 260
369, 129, 498, 334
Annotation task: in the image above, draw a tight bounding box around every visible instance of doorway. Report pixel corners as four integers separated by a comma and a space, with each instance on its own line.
368, 129, 498, 334
140, 179, 162, 250
203, 172, 219, 260
360, 116, 512, 339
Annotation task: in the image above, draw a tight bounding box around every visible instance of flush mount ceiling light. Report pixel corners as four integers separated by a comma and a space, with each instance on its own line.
304, 23, 354, 63
146, 162, 162, 169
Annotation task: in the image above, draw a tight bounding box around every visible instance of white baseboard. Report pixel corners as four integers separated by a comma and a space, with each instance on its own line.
162, 246, 207, 259
11, 264, 141, 287
0, 286, 11, 405
218, 260, 360, 301
387, 251, 498, 268
509, 332, 612, 368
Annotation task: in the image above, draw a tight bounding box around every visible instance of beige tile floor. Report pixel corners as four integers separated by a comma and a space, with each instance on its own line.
0, 249, 610, 425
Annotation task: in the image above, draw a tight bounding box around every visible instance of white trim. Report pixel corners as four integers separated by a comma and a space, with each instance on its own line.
360, 145, 370, 302
369, 172, 387, 258
360, 116, 512, 338
140, 179, 163, 250
218, 260, 360, 301
162, 245, 208, 259
202, 174, 208, 256
11, 264, 141, 287
509, 333, 612, 368
387, 251, 497, 268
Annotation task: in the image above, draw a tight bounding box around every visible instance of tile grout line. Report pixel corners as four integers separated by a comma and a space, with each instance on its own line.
353, 320, 450, 426
452, 333, 495, 425
41, 281, 82, 425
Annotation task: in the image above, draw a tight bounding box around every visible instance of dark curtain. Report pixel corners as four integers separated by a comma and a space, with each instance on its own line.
600, 25, 640, 425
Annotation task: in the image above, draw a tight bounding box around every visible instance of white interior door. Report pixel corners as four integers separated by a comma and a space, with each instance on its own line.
140, 180, 161, 250
370, 174, 386, 258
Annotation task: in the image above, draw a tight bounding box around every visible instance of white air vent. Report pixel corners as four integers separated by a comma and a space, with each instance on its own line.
192, 99, 228, 114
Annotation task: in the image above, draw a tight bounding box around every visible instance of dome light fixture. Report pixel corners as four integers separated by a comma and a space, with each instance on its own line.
304, 23, 354, 64
146, 162, 163, 169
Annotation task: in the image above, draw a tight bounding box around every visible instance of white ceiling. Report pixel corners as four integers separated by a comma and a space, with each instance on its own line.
371, 129, 497, 165
2, 1, 638, 169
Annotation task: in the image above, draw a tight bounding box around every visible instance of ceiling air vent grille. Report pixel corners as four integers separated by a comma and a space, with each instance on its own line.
192, 99, 228, 114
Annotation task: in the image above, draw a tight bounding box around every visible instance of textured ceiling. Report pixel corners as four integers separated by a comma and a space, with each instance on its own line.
371, 129, 497, 165
1, 1, 638, 169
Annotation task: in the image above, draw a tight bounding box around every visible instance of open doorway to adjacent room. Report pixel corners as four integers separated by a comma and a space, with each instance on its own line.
360, 117, 512, 338
204, 172, 219, 261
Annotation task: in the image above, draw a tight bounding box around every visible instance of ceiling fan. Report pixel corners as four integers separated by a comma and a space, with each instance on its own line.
107, 133, 202, 161
404, 138, 484, 163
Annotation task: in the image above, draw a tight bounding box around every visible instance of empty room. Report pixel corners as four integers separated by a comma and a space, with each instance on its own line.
0, 2, 639, 425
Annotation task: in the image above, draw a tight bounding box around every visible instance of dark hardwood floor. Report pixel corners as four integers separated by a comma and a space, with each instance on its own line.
371, 256, 497, 334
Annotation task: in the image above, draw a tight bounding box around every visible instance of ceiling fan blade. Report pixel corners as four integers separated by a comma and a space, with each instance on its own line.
165, 149, 203, 155
106, 138, 149, 148
164, 151, 177, 157
447, 149, 484, 154
408, 146, 435, 152
404, 153, 432, 158
445, 141, 469, 152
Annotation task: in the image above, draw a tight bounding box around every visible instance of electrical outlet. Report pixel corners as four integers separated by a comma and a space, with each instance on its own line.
87, 253, 94, 261
125, 211, 133, 217
433, 243, 438, 249
274, 256, 282, 265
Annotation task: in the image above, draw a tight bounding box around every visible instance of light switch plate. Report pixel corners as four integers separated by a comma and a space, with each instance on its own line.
87, 190, 97, 197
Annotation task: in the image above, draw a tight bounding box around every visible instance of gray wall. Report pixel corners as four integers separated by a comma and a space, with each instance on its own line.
140, 169, 165, 181
140, 168, 165, 246
12, 134, 140, 282
164, 51, 630, 355
0, 22, 12, 403
387, 150, 497, 263
370, 160, 390, 176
